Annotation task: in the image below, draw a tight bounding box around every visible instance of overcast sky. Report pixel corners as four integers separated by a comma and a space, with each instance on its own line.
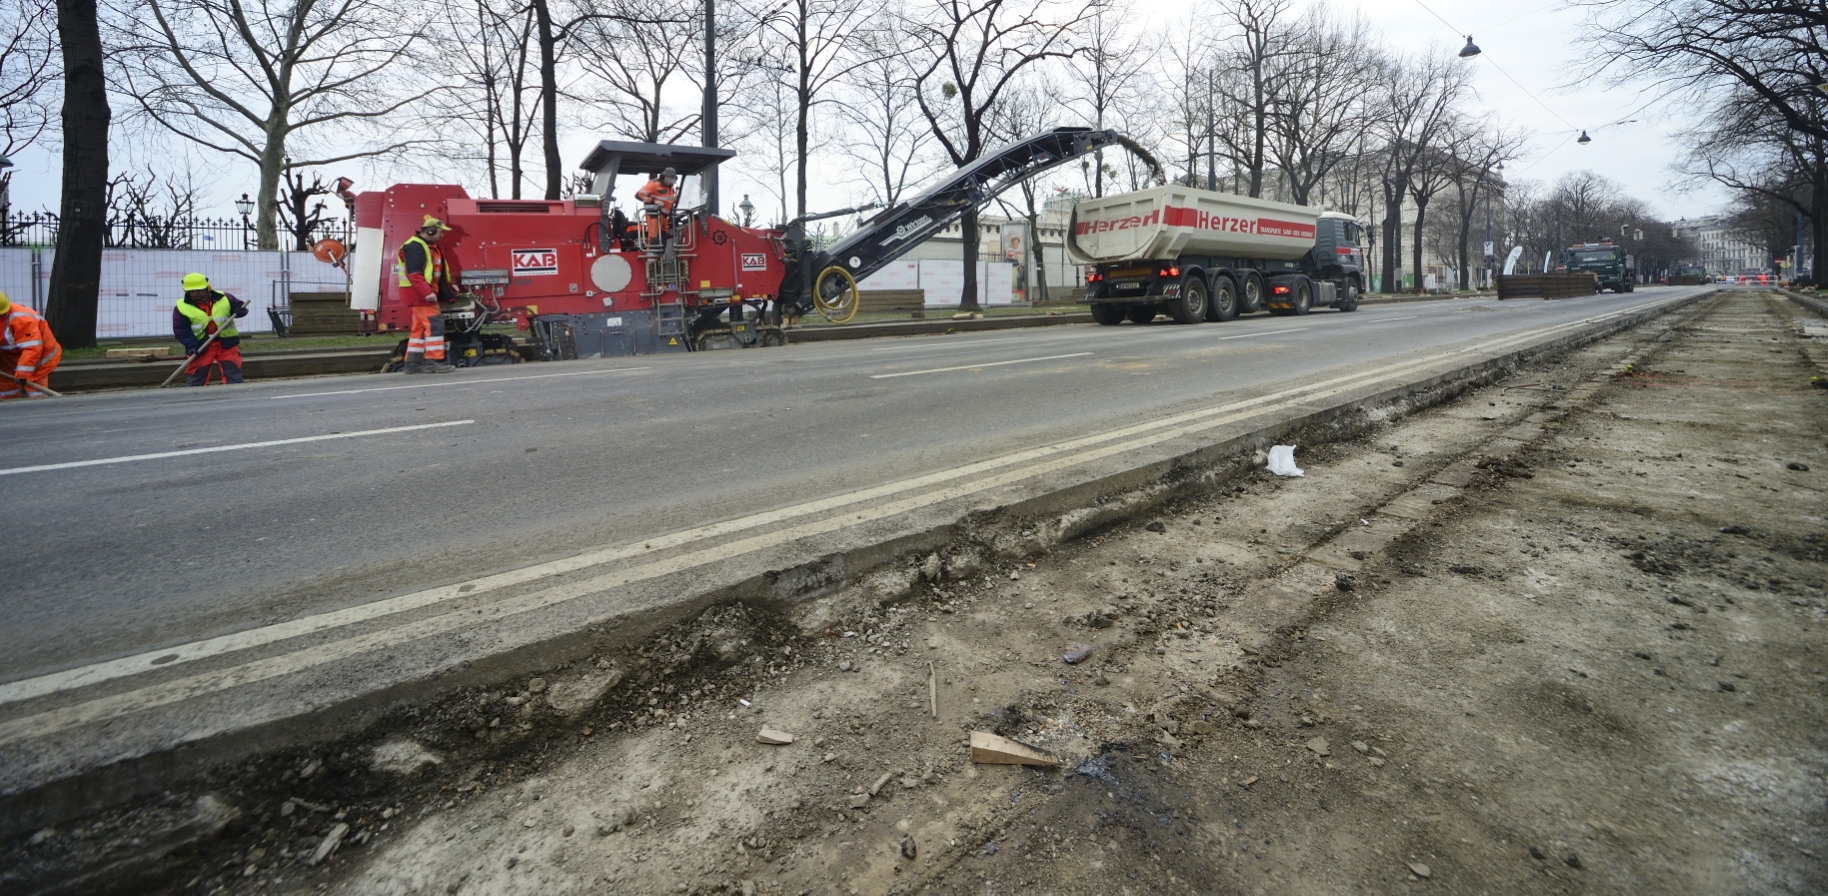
5, 0, 1728, 225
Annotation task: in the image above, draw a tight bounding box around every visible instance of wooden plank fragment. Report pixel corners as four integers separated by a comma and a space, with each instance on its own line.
969, 731, 1061, 767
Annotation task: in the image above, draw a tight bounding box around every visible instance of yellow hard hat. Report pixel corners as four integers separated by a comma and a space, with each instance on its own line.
420, 215, 451, 232
182, 273, 210, 291
0, 291, 10, 314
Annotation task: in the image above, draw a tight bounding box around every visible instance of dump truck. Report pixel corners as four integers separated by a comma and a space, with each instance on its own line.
1563, 241, 1636, 293
1066, 186, 1366, 324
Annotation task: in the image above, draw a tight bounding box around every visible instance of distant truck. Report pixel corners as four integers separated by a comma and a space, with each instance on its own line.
1563, 241, 1636, 293
1669, 265, 1708, 286
1067, 186, 1366, 324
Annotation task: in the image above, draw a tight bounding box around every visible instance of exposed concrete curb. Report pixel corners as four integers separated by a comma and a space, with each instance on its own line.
50, 349, 395, 392
786, 312, 1091, 341
1780, 287, 1828, 317
0, 290, 1714, 838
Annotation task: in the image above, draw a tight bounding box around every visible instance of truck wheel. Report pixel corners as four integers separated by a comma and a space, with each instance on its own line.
1167, 277, 1208, 324
1292, 279, 1313, 315
1090, 303, 1125, 326
1239, 274, 1265, 314
1338, 281, 1360, 312
1207, 276, 1239, 321
1126, 305, 1158, 324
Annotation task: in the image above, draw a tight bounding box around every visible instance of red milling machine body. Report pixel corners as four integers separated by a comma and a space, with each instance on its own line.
346, 141, 795, 363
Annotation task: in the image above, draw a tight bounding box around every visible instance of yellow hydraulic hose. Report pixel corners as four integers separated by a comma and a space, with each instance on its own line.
813, 266, 859, 324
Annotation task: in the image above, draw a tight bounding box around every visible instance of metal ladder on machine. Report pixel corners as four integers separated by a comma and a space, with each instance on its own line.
782, 127, 1161, 319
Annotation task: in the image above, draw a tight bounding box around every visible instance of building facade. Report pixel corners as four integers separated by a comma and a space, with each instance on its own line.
1672, 216, 1767, 276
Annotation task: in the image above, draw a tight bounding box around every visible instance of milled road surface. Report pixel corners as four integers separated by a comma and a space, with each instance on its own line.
1, 289, 1706, 682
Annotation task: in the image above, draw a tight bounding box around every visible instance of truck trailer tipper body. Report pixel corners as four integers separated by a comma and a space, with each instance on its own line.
1067, 186, 1366, 325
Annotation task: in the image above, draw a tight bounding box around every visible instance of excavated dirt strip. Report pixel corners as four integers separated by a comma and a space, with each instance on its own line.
7, 290, 1824, 895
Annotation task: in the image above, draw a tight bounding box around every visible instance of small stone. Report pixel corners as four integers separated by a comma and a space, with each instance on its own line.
1719, 525, 1749, 535
823, 752, 836, 763
1298, 714, 1316, 727
308, 823, 350, 866
279, 801, 296, 817
1064, 644, 1094, 664
757, 727, 795, 745
25, 828, 54, 847
562, 824, 576, 837
901, 836, 918, 859
1564, 852, 1582, 869
506, 856, 518, 868
742, 883, 757, 896
1306, 737, 1330, 757
1529, 846, 1546, 860
1335, 573, 1355, 592
1719, 682, 1736, 692
838, 661, 854, 671
1368, 757, 1386, 768
371, 740, 444, 776
1243, 719, 1265, 730
596, 825, 613, 837
528, 678, 548, 694
1350, 741, 1369, 754
1190, 720, 1212, 735
848, 793, 870, 809
1145, 520, 1166, 533
1392, 460, 1404, 467
1408, 861, 1431, 878
299, 758, 322, 779
1788, 462, 1810, 471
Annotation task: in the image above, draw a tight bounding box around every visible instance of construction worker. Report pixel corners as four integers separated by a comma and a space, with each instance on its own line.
0, 291, 60, 399
395, 215, 457, 374
173, 273, 251, 386
633, 167, 679, 247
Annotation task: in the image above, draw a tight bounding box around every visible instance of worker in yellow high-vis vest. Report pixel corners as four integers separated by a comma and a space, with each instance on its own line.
395, 215, 457, 374
172, 273, 250, 386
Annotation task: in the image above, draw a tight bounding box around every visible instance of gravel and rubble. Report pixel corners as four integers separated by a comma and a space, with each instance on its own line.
6, 290, 1824, 895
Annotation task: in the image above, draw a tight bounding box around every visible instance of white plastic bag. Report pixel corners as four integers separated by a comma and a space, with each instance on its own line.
1266, 444, 1304, 477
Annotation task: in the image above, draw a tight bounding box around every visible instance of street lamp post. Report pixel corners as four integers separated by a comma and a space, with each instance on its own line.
236, 193, 254, 251
738, 194, 754, 228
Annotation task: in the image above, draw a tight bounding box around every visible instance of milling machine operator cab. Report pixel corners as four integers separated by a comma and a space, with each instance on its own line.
580, 140, 738, 256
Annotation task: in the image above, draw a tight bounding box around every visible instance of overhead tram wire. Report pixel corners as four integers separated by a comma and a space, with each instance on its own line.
1408, 0, 1586, 138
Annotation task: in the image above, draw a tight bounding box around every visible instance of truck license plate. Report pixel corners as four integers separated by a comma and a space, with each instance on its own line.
1115, 280, 1144, 292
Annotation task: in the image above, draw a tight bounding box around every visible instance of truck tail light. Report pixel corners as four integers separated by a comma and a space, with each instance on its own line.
1162, 266, 1180, 278
1272, 284, 1291, 295
1086, 271, 1103, 283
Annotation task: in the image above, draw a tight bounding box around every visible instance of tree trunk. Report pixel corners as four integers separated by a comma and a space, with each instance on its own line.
534, 0, 561, 200
1411, 200, 1429, 294
794, 12, 809, 223
1813, 160, 1826, 284
46, 0, 110, 349
255, 134, 286, 250
1380, 182, 1401, 294
959, 205, 981, 313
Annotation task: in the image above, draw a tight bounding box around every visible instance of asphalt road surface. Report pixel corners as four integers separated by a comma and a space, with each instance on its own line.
0, 288, 1709, 682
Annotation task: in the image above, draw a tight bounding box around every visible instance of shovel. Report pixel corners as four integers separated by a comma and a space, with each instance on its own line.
161, 327, 230, 388
0, 369, 62, 398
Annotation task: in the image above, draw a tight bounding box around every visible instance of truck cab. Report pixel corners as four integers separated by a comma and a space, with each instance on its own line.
1563, 241, 1636, 293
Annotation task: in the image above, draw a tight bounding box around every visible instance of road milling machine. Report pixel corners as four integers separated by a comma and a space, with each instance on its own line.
328, 128, 1160, 365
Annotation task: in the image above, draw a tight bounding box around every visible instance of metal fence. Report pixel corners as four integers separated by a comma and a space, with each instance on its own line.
0, 211, 352, 251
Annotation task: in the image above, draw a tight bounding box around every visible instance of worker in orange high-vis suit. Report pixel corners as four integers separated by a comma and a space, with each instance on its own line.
0, 291, 61, 400
633, 167, 679, 247
395, 215, 457, 374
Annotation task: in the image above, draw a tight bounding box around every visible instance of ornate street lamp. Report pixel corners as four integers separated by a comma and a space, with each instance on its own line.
738, 193, 755, 228
1458, 36, 1481, 58
236, 193, 254, 250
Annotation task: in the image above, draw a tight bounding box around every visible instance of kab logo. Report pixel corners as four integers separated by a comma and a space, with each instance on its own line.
511, 248, 559, 276
741, 252, 768, 271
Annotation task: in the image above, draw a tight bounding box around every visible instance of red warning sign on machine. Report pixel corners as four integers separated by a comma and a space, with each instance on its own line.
511, 248, 559, 276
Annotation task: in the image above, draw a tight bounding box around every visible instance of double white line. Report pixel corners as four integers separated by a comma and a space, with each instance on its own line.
0, 296, 1685, 742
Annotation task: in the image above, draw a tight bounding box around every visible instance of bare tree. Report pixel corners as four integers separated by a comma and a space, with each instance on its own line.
1212, 0, 1293, 198
46, 0, 109, 347
0, 0, 57, 225
1575, 0, 1828, 273
837, 26, 937, 208
1068, 2, 1149, 197
1438, 121, 1526, 288
114, 0, 424, 249
104, 165, 205, 248
1369, 49, 1469, 292
576, 0, 700, 144
1264, 6, 1376, 206
987, 78, 1063, 301
907, 0, 1096, 311
433, 0, 542, 199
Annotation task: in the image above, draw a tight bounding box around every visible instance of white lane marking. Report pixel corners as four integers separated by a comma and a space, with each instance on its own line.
870, 352, 1093, 379
1364, 315, 1419, 323
869, 335, 1035, 352
1215, 328, 1309, 340
0, 421, 475, 477
0, 293, 1693, 718
0, 295, 1691, 736
270, 367, 651, 399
